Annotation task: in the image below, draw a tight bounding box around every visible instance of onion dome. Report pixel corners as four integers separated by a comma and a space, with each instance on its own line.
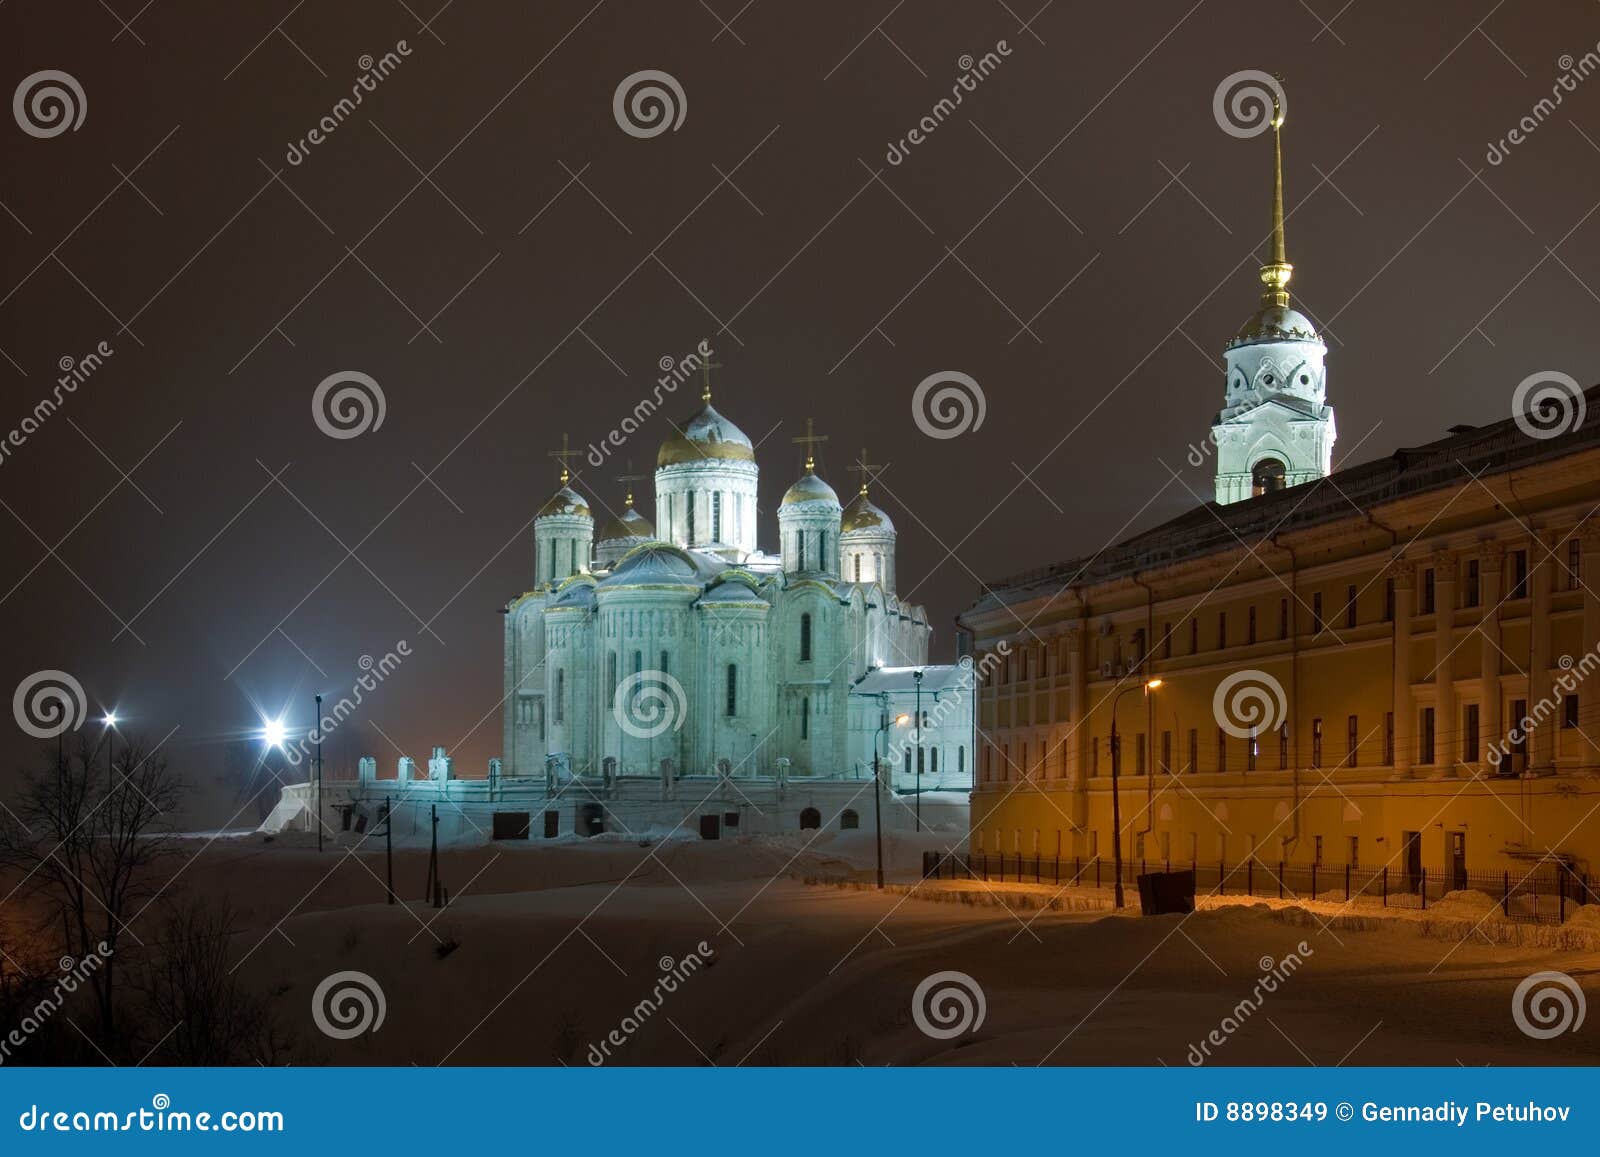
782, 472, 839, 508
538, 485, 590, 519
657, 403, 755, 467
841, 491, 894, 534
597, 499, 654, 543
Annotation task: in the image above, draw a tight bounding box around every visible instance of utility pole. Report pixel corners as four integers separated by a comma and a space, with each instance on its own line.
381, 801, 395, 905
914, 668, 924, 833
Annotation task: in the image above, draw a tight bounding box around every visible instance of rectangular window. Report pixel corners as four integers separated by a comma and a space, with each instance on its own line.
1346, 584, 1358, 629
1384, 711, 1395, 765
1564, 694, 1580, 729
1247, 606, 1256, 645
1570, 538, 1582, 590
1187, 728, 1198, 775
555, 670, 565, 723
660, 650, 669, 675
1464, 703, 1480, 762
1216, 728, 1227, 774
1512, 550, 1528, 599
1421, 707, 1436, 764
801, 696, 809, 738
712, 491, 722, 543
1511, 699, 1528, 762
799, 613, 812, 662
1161, 730, 1172, 775
1136, 734, 1146, 775
1384, 578, 1395, 622
1312, 717, 1323, 767
725, 664, 738, 717
1465, 559, 1480, 608
1422, 568, 1435, 614
687, 497, 695, 544
1312, 592, 1323, 634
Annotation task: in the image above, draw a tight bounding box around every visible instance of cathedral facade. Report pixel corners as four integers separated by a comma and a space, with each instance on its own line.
500, 373, 975, 805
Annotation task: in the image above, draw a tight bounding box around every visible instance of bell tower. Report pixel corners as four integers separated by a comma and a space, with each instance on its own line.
1212, 86, 1336, 505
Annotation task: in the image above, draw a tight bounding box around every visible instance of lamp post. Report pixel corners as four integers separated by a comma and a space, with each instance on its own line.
102, 711, 118, 790
874, 708, 910, 890
314, 694, 324, 853
1109, 678, 1162, 909
913, 668, 924, 833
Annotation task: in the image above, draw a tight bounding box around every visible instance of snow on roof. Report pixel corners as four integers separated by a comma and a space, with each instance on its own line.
851, 663, 972, 696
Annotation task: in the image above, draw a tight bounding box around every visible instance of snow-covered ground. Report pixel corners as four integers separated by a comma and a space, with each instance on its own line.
100, 832, 1600, 1065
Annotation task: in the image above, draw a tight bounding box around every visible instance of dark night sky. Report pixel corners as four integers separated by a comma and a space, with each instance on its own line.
2, 1, 1598, 820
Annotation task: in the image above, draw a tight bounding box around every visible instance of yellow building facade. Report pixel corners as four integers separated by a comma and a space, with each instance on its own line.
958, 415, 1600, 878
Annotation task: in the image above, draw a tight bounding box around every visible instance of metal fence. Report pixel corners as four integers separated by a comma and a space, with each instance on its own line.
920, 851, 1597, 926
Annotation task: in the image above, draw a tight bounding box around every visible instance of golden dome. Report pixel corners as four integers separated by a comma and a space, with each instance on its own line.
781, 472, 840, 508
657, 403, 755, 467
538, 485, 590, 519
841, 491, 893, 534
597, 503, 654, 542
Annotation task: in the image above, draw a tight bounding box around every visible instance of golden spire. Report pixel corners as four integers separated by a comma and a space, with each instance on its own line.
548, 432, 582, 486
1259, 85, 1292, 310
698, 340, 723, 404
792, 417, 828, 474
851, 448, 885, 496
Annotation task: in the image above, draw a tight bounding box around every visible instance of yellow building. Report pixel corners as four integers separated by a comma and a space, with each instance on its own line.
958, 100, 1600, 883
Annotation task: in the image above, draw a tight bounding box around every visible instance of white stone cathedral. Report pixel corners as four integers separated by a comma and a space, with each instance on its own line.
499, 367, 975, 807
1211, 98, 1336, 504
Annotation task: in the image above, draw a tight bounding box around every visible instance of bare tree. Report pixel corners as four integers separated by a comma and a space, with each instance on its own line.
135, 897, 293, 1065
0, 730, 182, 1050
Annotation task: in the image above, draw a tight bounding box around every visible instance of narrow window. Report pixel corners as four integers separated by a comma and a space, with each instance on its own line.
801, 695, 809, 738
958, 747, 965, 774
819, 530, 828, 569
797, 531, 806, 571
1422, 568, 1435, 614
659, 650, 669, 675
1347, 714, 1358, 766
1464, 703, 1480, 761
555, 670, 565, 723
712, 491, 722, 542
1569, 538, 1582, 590
1216, 728, 1227, 774
1217, 611, 1227, 649
1187, 728, 1198, 775
1161, 730, 1172, 775
1465, 559, 1480, 608
687, 497, 696, 544
608, 652, 618, 703
1312, 592, 1323, 634
1136, 734, 1146, 775
1420, 707, 1436, 764
1384, 711, 1395, 765
1563, 694, 1580, 729
1247, 606, 1256, 645
799, 613, 812, 661
1384, 578, 1395, 622
1512, 550, 1528, 599
726, 663, 737, 717
853, 555, 861, 582
1346, 583, 1358, 628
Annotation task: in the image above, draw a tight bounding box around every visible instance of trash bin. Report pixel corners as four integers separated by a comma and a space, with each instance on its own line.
1137, 869, 1196, 915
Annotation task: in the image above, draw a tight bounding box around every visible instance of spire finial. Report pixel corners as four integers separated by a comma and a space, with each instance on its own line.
1259, 81, 1292, 309
698, 341, 723, 403
548, 432, 582, 486
851, 448, 885, 497
792, 417, 828, 474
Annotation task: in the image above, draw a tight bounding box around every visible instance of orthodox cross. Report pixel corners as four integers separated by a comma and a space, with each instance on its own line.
851, 448, 885, 495
699, 342, 723, 403
792, 417, 828, 473
615, 462, 648, 508
548, 433, 583, 486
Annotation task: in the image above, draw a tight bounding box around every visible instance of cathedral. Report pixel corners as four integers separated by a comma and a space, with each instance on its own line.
498, 366, 975, 811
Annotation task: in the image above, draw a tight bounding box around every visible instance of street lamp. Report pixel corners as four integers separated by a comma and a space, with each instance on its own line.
261, 717, 287, 749
874, 709, 910, 889
1110, 678, 1162, 910
102, 711, 119, 789
315, 693, 323, 854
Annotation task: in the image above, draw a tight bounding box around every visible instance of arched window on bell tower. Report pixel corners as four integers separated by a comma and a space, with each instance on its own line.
1251, 457, 1287, 497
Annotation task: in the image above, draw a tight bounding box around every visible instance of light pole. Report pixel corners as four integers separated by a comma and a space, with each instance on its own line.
874, 708, 910, 889
913, 668, 924, 833
1109, 678, 1161, 909
102, 711, 118, 790
315, 693, 324, 854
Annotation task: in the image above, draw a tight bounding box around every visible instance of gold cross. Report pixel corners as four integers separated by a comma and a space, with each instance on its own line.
791, 417, 828, 473
698, 340, 723, 403
851, 448, 885, 496
615, 462, 648, 508
548, 433, 583, 485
